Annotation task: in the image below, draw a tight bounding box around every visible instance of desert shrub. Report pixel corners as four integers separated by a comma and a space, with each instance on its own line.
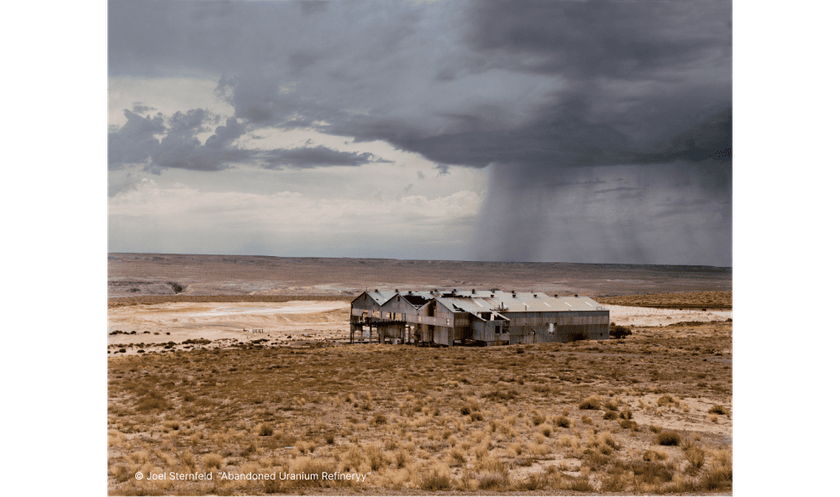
685, 447, 706, 471
137, 391, 171, 412
619, 409, 633, 420
567, 331, 588, 342
657, 431, 681, 446
603, 410, 619, 420
581, 416, 593, 425
579, 396, 601, 410
325, 432, 335, 444
420, 464, 451, 490
610, 325, 632, 339
657, 395, 678, 407
598, 432, 619, 449
470, 411, 484, 422
517, 472, 549, 491
477, 470, 509, 490
263, 476, 284, 493
567, 477, 594, 491
372, 413, 388, 425
482, 389, 517, 401
699, 464, 733, 490
364, 444, 388, 471
531, 413, 546, 426
649, 425, 662, 433
258, 423, 273, 436
395, 448, 412, 468
295, 440, 316, 454
553, 415, 572, 428
460, 406, 471, 415
619, 419, 639, 431
631, 461, 675, 484
449, 447, 467, 465
600, 471, 628, 492
537, 423, 552, 437
289, 457, 336, 487
709, 404, 729, 415
643, 448, 668, 461
240, 439, 258, 457
604, 399, 619, 411
341, 446, 367, 472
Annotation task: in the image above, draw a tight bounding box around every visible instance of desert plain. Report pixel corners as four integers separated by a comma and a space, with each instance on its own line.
108, 254, 732, 495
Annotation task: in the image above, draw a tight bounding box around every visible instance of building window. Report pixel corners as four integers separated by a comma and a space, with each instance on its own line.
548, 323, 555, 334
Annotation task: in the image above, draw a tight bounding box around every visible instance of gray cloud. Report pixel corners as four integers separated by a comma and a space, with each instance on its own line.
259, 146, 384, 169
131, 103, 156, 114
108, 108, 380, 173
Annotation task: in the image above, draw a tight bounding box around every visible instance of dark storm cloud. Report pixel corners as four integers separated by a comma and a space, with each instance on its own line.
109, 0, 731, 170
108, 0, 732, 264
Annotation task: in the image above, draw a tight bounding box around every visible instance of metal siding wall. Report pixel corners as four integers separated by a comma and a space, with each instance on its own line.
508, 311, 609, 344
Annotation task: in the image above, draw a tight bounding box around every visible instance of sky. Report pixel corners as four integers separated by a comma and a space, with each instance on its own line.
108, 0, 733, 266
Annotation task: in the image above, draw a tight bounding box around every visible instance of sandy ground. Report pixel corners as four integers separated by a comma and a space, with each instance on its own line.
606, 305, 732, 327
108, 301, 350, 349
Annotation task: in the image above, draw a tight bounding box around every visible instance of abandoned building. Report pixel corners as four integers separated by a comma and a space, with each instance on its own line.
349, 289, 609, 346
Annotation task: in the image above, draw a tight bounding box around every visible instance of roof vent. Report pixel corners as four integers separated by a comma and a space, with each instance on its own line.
511, 291, 517, 298
395, 289, 399, 293
452, 288, 457, 293
471, 289, 476, 294
575, 294, 579, 297
533, 294, 538, 298
554, 294, 558, 298
374, 289, 379, 292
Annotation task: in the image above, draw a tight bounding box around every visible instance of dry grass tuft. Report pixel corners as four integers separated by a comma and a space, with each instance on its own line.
201, 453, 224, 469
643, 447, 669, 461
419, 463, 451, 490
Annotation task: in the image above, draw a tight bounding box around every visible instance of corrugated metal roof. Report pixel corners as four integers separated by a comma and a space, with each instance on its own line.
435, 291, 605, 313
363, 289, 399, 306
357, 289, 605, 313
